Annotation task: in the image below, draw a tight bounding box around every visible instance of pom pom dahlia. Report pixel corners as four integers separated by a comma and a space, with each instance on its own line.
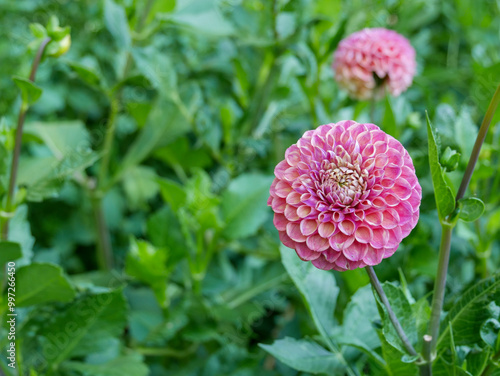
333, 28, 416, 100
268, 121, 421, 271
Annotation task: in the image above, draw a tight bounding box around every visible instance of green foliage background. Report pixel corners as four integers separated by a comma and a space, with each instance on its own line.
1, 0, 500, 375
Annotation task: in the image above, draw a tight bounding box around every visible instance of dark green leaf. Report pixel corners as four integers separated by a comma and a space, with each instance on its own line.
0, 241, 22, 265
66, 61, 102, 87
62, 353, 148, 376
16, 263, 75, 307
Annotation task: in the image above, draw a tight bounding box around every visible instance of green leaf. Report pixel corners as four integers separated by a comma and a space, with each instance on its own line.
378, 332, 418, 376
62, 353, 148, 376
221, 173, 274, 239
132, 46, 177, 97
426, 112, 456, 222
157, 178, 187, 212
378, 283, 418, 354
12, 76, 42, 105
382, 95, 398, 138
122, 166, 159, 209
259, 337, 344, 374
66, 61, 102, 87
117, 99, 190, 179
438, 273, 500, 351
0, 241, 22, 265
39, 289, 127, 366
104, 0, 131, 49
458, 197, 485, 222
125, 238, 168, 306
481, 318, 500, 350
16, 263, 75, 307
280, 245, 337, 344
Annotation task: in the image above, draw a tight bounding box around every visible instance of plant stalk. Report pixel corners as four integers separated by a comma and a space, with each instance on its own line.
366, 266, 418, 357
1, 37, 51, 240
422, 225, 453, 374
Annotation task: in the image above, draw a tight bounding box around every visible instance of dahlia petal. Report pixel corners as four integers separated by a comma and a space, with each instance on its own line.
272, 196, 287, 213
273, 213, 288, 231
363, 247, 385, 266
344, 242, 368, 261
306, 234, 330, 252
285, 191, 301, 206
295, 242, 321, 261
275, 180, 292, 198
286, 222, 306, 243
284, 204, 300, 221
279, 231, 296, 248
370, 228, 389, 248
355, 225, 372, 244
300, 219, 318, 236
274, 160, 290, 180
339, 219, 356, 235
318, 222, 336, 238
311, 256, 336, 270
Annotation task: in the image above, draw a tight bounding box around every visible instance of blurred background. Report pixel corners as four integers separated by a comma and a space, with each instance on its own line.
1, 0, 500, 375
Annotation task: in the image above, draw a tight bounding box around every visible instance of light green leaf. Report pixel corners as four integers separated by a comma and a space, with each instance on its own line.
426, 112, 456, 222
39, 289, 127, 366
0, 241, 22, 265
280, 245, 337, 343
16, 263, 75, 307
458, 197, 485, 222
157, 178, 187, 212
104, 0, 131, 49
62, 353, 148, 376
125, 238, 168, 306
12, 76, 42, 105
260, 337, 343, 374
480, 318, 500, 350
122, 166, 159, 209
221, 173, 274, 239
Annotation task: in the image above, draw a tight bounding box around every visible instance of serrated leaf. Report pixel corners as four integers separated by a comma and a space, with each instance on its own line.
426, 112, 456, 222
125, 238, 168, 306
0, 241, 22, 265
438, 273, 500, 351
378, 331, 418, 376
221, 173, 274, 239
39, 289, 127, 366
12, 76, 43, 105
260, 337, 343, 374
458, 197, 485, 222
16, 263, 75, 307
378, 283, 418, 354
104, 0, 131, 49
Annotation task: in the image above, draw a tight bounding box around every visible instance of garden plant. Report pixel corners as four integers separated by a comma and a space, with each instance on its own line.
1, 1, 500, 376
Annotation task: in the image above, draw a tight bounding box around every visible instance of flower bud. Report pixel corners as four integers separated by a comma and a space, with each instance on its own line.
440, 147, 460, 172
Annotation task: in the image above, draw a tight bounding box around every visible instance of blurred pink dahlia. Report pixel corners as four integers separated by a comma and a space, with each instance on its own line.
333, 28, 416, 100
268, 121, 421, 271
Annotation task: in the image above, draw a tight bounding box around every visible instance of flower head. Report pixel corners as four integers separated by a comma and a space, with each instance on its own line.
333, 28, 416, 100
268, 121, 421, 271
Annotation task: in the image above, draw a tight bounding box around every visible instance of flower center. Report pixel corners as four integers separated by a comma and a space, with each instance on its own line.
317, 157, 369, 208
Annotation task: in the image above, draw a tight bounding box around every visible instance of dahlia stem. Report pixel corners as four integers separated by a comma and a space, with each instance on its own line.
422, 224, 453, 372
1, 37, 51, 240
455, 83, 500, 203
366, 266, 418, 357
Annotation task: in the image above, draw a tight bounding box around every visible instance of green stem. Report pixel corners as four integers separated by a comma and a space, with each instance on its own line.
1, 37, 51, 240
91, 194, 113, 270
366, 266, 419, 357
456, 84, 500, 203
422, 225, 453, 372
97, 98, 119, 188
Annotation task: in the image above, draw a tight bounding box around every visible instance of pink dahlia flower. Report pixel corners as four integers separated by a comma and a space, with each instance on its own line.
268, 121, 421, 271
333, 28, 416, 100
